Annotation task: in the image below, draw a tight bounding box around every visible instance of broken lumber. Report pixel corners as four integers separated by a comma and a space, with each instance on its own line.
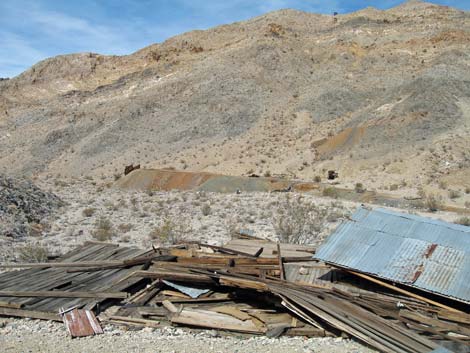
0, 290, 128, 299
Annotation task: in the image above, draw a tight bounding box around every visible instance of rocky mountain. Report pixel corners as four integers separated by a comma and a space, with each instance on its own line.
0, 1, 469, 197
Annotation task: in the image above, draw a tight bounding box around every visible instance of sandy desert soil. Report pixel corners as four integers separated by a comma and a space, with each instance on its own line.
0, 317, 373, 353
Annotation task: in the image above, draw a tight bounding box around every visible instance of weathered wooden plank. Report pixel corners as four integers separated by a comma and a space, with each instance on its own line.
0, 307, 61, 321
107, 315, 160, 328
171, 308, 266, 334
0, 290, 128, 299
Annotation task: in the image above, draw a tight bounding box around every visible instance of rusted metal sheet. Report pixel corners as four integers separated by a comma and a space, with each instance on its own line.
315, 207, 470, 303
62, 308, 103, 338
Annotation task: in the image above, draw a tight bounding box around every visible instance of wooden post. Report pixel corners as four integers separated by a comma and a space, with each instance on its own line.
277, 242, 285, 280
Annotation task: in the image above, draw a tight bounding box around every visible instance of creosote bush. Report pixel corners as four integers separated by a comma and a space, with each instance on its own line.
17, 243, 50, 262
322, 187, 339, 198
448, 190, 460, 199
455, 217, 470, 226
92, 216, 114, 241
82, 207, 96, 217
424, 193, 443, 212
148, 216, 191, 245
272, 195, 347, 245
201, 203, 211, 216
354, 183, 366, 193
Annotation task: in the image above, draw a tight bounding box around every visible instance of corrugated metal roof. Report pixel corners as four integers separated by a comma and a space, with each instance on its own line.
315, 207, 470, 303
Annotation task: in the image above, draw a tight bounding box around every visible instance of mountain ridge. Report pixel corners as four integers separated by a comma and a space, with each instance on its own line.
0, 1, 469, 203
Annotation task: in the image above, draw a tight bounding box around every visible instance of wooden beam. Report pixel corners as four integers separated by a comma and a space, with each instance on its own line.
0, 290, 128, 299
0, 300, 22, 309
277, 242, 284, 280
347, 270, 462, 313
0, 307, 61, 321
107, 316, 160, 328
0, 261, 124, 268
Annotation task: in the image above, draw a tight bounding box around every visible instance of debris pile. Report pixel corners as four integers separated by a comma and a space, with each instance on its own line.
0, 208, 469, 353
0, 175, 63, 238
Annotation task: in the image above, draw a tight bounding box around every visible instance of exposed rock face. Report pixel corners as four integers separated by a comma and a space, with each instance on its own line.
0, 175, 63, 238
0, 1, 469, 191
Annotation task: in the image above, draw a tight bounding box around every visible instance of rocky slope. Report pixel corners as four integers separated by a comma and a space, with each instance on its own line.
0, 1, 469, 200
0, 175, 63, 238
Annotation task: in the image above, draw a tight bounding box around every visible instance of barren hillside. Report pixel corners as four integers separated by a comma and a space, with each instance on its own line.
0, 1, 469, 202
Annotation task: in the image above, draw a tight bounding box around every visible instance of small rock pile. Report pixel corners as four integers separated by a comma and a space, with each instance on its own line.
0, 175, 63, 238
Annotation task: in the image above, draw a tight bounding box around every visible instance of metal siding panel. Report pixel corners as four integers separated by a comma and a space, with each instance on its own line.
380, 238, 429, 283
416, 246, 465, 295
315, 207, 470, 303
315, 222, 377, 268
381, 216, 415, 238
447, 255, 470, 302
354, 233, 403, 274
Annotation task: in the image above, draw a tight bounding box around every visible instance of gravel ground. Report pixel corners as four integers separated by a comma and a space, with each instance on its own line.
0, 318, 373, 353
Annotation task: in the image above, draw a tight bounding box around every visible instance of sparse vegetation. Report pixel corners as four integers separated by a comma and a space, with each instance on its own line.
148, 216, 191, 245
455, 217, 470, 226
322, 187, 339, 198
272, 194, 346, 244
82, 207, 96, 217
92, 216, 114, 241
438, 180, 447, 190
423, 193, 443, 212
448, 190, 460, 199
354, 183, 366, 193
17, 243, 50, 262
201, 203, 212, 216
118, 223, 133, 233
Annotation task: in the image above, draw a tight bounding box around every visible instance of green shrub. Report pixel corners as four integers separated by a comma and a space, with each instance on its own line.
322, 187, 339, 198
201, 203, 211, 216
92, 216, 114, 241
148, 217, 190, 245
448, 190, 460, 199
455, 217, 470, 226
82, 208, 96, 217
354, 183, 366, 193
17, 243, 49, 262
424, 194, 443, 212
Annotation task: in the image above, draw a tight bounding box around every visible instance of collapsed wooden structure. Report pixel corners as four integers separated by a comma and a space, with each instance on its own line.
0, 237, 469, 352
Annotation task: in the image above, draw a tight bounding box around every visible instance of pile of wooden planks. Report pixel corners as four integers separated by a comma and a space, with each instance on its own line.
1, 238, 469, 352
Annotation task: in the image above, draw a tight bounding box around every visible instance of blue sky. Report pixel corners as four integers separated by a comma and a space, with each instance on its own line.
0, 0, 468, 78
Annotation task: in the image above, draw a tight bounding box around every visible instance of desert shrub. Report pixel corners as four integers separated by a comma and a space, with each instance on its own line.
201, 203, 211, 216
465, 187, 470, 194
314, 175, 321, 182
148, 216, 191, 245
92, 216, 114, 241
354, 183, 366, 193
322, 187, 339, 198
118, 223, 133, 233
82, 208, 96, 217
226, 218, 242, 239
273, 195, 331, 244
455, 217, 470, 226
424, 193, 443, 212
389, 184, 399, 191
17, 243, 49, 262
448, 190, 460, 199
438, 180, 447, 189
